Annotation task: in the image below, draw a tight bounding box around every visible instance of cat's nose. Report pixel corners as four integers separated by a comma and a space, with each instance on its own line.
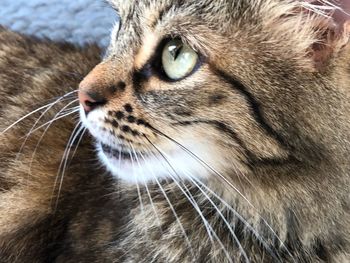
78, 90, 106, 113
78, 62, 126, 114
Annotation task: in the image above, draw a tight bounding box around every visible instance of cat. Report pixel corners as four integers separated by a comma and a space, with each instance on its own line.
1, 0, 350, 262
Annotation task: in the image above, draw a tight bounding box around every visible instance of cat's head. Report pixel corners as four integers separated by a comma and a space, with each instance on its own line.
79, 0, 350, 186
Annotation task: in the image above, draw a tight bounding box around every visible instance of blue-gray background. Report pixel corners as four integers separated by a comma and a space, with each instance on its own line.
0, 0, 117, 48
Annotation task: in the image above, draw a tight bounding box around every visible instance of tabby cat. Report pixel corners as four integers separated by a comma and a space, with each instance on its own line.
0, 0, 350, 262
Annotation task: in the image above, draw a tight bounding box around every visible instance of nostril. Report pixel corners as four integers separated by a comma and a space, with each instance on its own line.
85, 99, 104, 108
78, 90, 107, 113
87, 91, 107, 104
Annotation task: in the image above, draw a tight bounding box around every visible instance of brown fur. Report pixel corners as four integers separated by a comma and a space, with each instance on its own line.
1, 0, 350, 262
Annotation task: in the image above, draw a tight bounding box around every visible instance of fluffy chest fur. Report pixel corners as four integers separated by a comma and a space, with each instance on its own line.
1, 0, 350, 262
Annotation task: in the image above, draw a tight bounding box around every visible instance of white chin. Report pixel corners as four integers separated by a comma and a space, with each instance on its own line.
96, 143, 209, 185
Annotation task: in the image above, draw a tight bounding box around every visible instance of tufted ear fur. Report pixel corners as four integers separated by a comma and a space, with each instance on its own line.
303, 0, 350, 69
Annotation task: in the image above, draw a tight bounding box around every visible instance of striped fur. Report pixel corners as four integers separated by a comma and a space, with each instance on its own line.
1, 0, 350, 262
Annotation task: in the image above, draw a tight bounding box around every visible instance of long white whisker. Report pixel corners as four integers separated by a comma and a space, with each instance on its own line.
54, 123, 84, 211
155, 175, 196, 259
70, 127, 87, 162
50, 121, 82, 211
128, 144, 151, 242
150, 129, 253, 207
132, 146, 163, 234
142, 144, 233, 262
60, 106, 80, 115
20, 100, 80, 167
128, 146, 145, 216
187, 174, 250, 262
151, 129, 293, 260
191, 176, 284, 262
145, 137, 239, 262
137, 145, 195, 259
142, 145, 214, 242
24, 100, 79, 138
1, 90, 77, 135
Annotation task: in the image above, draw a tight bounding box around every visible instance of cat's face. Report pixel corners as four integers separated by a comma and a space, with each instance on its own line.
79, 0, 349, 185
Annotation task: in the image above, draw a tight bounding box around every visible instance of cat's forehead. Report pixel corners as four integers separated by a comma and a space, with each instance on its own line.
107, 0, 233, 19
108, 0, 212, 10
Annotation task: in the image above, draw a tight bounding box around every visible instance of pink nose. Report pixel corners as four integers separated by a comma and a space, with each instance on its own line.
78, 90, 106, 113
78, 61, 125, 114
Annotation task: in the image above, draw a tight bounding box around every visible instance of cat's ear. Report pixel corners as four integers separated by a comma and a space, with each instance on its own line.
305, 0, 350, 70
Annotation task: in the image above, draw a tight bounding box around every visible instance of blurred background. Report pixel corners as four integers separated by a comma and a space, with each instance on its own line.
0, 0, 117, 48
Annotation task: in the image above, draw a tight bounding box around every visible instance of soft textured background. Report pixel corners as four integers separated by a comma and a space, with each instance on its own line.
0, 0, 117, 48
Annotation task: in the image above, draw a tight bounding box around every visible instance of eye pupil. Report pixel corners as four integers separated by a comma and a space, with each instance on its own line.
161, 39, 199, 81
169, 44, 183, 60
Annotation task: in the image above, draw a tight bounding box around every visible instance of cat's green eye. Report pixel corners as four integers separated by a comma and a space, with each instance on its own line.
161, 39, 199, 81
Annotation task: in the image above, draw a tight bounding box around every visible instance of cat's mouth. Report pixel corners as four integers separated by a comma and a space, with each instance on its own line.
97, 140, 175, 184
100, 142, 147, 161
81, 107, 214, 184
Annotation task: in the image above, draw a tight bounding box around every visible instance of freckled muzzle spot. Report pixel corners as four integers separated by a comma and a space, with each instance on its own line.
137, 119, 146, 126
107, 85, 118, 94
102, 107, 153, 142
132, 130, 140, 137
127, 116, 136, 123
136, 119, 152, 129
124, 104, 133, 113
115, 111, 125, 120
112, 120, 119, 128
105, 118, 119, 128
117, 81, 126, 92
122, 125, 131, 133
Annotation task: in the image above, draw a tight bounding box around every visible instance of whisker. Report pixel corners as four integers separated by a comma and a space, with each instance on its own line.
18, 99, 80, 163
192, 176, 284, 262
54, 123, 85, 211
60, 106, 80, 115
141, 144, 233, 262
169, 125, 261, 206
149, 128, 294, 261
70, 127, 87, 162
118, 148, 122, 170
188, 175, 251, 262
42, 93, 77, 105
128, 146, 145, 216
150, 128, 253, 206
50, 121, 83, 211
132, 146, 163, 234
24, 99, 79, 138
128, 144, 152, 242
1, 90, 77, 135
136, 144, 195, 259
154, 175, 196, 259
145, 137, 239, 262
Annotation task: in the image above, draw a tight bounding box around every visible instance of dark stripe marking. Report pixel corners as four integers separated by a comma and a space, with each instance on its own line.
211, 66, 288, 149
175, 119, 295, 167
